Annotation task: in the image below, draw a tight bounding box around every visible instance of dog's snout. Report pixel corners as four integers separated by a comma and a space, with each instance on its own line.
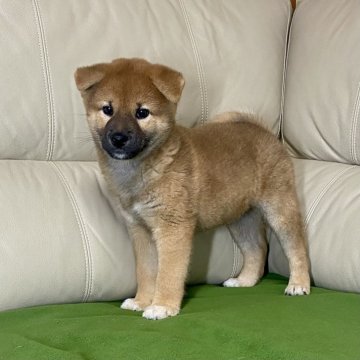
101, 114, 145, 159
109, 132, 129, 149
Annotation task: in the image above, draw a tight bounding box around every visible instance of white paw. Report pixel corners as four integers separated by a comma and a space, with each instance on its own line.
223, 278, 241, 287
223, 276, 258, 288
142, 305, 179, 320
120, 298, 143, 311
285, 284, 310, 296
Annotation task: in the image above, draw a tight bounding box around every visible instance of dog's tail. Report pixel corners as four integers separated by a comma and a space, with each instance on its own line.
210, 110, 258, 123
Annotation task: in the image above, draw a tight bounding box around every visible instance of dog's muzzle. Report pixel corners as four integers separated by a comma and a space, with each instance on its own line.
102, 129, 147, 160
100, 113, 148, 160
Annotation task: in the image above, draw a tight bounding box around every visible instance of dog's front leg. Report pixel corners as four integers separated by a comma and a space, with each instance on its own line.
142, 222, 195, 320
121, 223, 158, 312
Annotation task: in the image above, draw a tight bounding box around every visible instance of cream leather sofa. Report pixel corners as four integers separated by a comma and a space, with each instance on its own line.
1, 0, 359, 312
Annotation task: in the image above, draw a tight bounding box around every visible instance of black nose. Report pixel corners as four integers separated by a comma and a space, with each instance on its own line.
109, 132, 129, 149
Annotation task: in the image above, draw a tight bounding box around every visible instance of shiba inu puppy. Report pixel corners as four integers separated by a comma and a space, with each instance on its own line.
74, 58, 310, 320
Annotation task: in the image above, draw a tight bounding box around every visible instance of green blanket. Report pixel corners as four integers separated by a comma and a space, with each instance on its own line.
0, 274, 359, 360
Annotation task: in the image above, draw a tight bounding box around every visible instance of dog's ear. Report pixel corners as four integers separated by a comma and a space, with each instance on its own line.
149, 64, 185, 104
74, 64, 107, 92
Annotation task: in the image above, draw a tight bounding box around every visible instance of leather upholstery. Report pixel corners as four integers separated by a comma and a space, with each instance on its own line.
269, 0, 360, 293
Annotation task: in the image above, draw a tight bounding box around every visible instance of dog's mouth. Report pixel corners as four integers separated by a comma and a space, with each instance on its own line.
101, 135, 149, 160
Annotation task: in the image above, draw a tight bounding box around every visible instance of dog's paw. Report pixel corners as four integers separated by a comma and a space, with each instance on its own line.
223, 275, 258, 288
142, 305, 179, 320
223, 278, 241, 287
120, 298, 145, 311
284, 284, 310, 296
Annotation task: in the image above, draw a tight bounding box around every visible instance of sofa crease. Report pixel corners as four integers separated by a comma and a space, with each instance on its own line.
178, 0, 208, 125
31, 0, 56, 161
49, 162, 94, 302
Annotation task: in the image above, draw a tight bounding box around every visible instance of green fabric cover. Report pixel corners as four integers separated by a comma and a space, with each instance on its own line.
0, 274, 358, 360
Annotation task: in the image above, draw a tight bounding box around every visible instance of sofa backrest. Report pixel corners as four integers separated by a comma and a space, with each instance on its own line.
0, 0, 291, 162
283, 0, 360, 165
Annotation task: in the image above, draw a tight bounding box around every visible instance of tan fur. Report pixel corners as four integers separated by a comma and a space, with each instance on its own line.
75, 58, 310, 320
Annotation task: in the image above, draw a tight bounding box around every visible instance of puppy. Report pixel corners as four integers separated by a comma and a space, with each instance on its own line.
74, 58, 310, 320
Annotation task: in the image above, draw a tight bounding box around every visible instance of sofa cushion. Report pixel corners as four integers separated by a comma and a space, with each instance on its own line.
283, 0, 360, 164
0, 160, 239, 311
0, 0, 291, 161
269, 158, 360, 293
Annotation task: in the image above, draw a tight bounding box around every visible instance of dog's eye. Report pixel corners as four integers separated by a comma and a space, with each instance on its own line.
135, 108, 150, 120
102, 104, 114, 117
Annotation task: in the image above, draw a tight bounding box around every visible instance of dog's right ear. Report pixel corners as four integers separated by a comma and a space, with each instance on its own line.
74, 64, 107, 92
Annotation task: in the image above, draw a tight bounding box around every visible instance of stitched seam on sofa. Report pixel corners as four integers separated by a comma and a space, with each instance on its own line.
279, 2, 294, 140
350, 81, 360, 164
49, 162, 94, 302
178, 0, 208, 125
31, 0, 56, 161
225, 225, 242, 278
304, 165, 356, 228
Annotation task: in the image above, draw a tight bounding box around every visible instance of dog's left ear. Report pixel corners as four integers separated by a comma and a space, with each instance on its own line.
149, 64, 185, 104
74, 63, 107, 92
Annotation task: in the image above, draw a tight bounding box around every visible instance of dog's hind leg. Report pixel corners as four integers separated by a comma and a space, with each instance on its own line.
223, 208, 267, 288
259, 191, 310, 295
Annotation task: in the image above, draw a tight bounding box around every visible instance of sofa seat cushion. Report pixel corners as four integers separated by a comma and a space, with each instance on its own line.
269, 158, 360, 293
0, 160, 238, 311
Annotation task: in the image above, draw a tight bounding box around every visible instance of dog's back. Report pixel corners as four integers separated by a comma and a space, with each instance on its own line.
177, 117, 291, 229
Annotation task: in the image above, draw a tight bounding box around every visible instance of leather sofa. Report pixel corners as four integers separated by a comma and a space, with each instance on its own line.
1, 0, 359, 315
